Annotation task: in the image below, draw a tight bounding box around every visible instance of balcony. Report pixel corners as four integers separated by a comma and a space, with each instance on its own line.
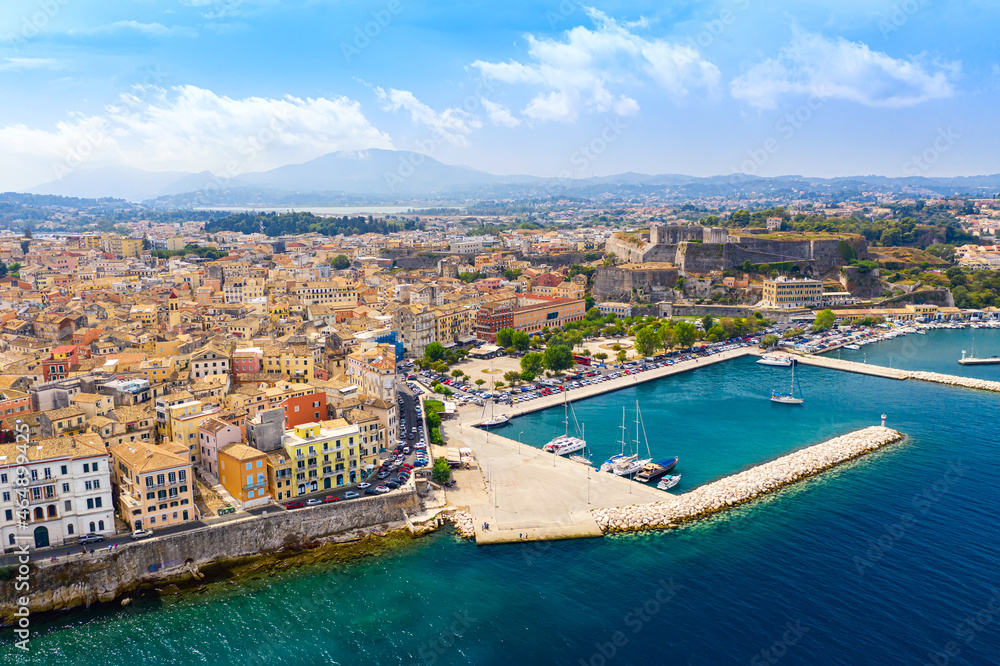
22, 489, 59, 505
242, 480, 267, 491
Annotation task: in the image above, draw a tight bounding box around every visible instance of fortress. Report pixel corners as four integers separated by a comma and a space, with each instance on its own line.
603, 225, 868, 276
596, 224, 869, 302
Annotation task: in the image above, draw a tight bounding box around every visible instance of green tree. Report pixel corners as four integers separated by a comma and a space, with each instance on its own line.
812, 309, 836, 332
19, 240, 29, 255
141, 234, 151, 251
634, 325, 660, 357
586, 307, 602, 320
674, 322, 697, 348
331, 255, 351, 270
511, 330, 531, 351
424, 342, 446, 362
760, 334, 779, 348
594, 352, 609, 362
542, 345, 574, 373
521, 351, 544, 375
742, 259, 753, 273
475, 379, 486, 388
503, 370, 521, 386
616, 349, 628, 363
495, 328, 514, 349
700, 315, 715, 331
450, 369, 464, 378
520, 370, 535, 381
432, 457, 452, 484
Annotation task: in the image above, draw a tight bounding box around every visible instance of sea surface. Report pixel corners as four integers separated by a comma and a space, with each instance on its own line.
10, 335, 1000, 665
835, 327, 1000, 381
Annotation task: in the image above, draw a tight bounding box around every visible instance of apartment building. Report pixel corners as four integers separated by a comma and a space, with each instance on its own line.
266, 421, 362, 497
111, 442, 195, 531
217, 444, 270, 509
290, 279, 358, 306
0, 435, 114, 549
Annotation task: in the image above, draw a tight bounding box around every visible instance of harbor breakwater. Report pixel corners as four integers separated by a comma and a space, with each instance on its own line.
904, 370, 1000, 393
593, 426, 904, 533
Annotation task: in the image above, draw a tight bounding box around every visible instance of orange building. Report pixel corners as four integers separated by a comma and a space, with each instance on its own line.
510, 296, 586, 335
282, 391, 327, 428
218, 443, 271, 509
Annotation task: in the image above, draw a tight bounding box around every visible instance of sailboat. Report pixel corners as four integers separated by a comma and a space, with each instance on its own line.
771, 362, 804, 404
543, 392, 586, 456
959, 336, 1000, 365
610, 402, 652, 477
599, 408, 633, 473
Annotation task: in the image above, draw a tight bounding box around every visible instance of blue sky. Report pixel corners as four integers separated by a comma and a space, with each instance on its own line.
0, 0, 996, 191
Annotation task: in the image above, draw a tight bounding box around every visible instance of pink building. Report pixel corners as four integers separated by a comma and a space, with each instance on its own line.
198, 417, 243, 476
233, 347, 263, 376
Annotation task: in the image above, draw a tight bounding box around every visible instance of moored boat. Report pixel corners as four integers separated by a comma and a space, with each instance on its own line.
757, 354, 794, 367
635, 457, 679, 483
657, 474, 681, 491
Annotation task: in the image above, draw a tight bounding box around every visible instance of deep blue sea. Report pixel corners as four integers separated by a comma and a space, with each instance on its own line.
10, 332, 1000, 665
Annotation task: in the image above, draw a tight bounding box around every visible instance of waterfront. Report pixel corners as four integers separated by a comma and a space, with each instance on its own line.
837, 327, 1000, 380
13, 340, 1000, 665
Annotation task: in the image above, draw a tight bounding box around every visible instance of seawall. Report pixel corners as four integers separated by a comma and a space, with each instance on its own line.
0, 491, 419, 622
593, 426, 904, 533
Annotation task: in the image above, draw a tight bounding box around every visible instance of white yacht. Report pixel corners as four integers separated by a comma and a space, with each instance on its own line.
544, 393, 586, 456
757, 354, 794, 367
608, 402, 652, 477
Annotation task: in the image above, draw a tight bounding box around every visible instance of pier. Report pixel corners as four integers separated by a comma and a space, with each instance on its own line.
787, 352, 1000, 393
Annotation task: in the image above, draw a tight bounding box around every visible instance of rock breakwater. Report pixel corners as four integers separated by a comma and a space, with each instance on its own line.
593, 426, 904, 533
906, 371, 1000, 393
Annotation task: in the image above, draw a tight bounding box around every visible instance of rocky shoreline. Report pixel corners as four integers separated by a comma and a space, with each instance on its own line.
593, 426, 905, 533
906, 371, 1000, 393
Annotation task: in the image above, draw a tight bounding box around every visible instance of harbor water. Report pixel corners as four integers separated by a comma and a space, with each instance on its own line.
11, 335, 1000, 665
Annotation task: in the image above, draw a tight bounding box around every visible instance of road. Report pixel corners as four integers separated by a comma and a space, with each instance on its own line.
1, 383, 428, 565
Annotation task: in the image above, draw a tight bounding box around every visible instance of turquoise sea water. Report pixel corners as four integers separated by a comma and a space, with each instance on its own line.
836, 328, 1000, 381
10, 336, 1000, 665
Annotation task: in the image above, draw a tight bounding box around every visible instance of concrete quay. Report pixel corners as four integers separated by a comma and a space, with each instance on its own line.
790, 353, 908, 380
439, 423, 664, 545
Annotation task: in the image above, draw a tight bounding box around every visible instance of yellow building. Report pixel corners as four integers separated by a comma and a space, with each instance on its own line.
129, 304, 158, 326
218, 443, 271, 508
266, 420, 361, 497
139, 357, 175, 384
164, 400, 219, 464
111, 441, 195, 531
761, 277, 823, 309
101, 236, 143, 258
261, 343, 314, 383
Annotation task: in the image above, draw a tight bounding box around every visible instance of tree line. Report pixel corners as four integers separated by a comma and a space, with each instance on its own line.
205, 211, 421, 237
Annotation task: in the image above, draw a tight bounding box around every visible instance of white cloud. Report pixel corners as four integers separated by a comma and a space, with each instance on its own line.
471, 7, 719, 123
0, 85, 392, 190
68, 21, 198, 38
481, 99, 520, 127
0, 58, 61, 71
731, 28, 957, 109
183, 0, 275, 20
374, 87, 481, 145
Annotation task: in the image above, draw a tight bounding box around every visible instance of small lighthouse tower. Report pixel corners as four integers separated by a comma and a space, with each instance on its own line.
880, 413, 887, 427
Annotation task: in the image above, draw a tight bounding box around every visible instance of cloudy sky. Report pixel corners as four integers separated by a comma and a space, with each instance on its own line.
0, 0, 995, 190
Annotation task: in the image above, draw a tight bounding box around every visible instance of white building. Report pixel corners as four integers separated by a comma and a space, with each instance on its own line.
0, 435, 115, 550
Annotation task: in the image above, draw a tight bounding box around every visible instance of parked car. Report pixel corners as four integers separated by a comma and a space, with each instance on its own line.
344, 491, 360, 499
131, 529, 154, 540
284, 501, 306, 509
375, 485, 390, 494
306, 498, 323, 506
323, 495, 339, 503
358, 482, 372, 489
78, 533, 104, 545
364, 487, 379, 496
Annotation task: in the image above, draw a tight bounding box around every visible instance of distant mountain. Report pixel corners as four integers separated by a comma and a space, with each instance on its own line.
28, 149, 1000, 205
29, 165, 197, 202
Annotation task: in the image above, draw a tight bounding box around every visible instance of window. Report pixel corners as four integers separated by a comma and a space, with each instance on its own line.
0, 473, 5, 484
67, 524, 74, 535
95, 497, 102, 508
168, 472, 176, 484
3, 510, 10, 521
150, 516, 156, 524
62, 483, 69, 493
1, 492, 7, 503
87, 498, 94, 509
64, 500, 72, 511
178, 470, 186, 482
47, 505, 56, 518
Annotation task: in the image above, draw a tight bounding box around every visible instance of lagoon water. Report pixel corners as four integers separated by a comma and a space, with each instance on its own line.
12, 334, 1000, 665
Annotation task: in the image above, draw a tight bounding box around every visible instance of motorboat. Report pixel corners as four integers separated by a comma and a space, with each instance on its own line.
757, 354, 794, 367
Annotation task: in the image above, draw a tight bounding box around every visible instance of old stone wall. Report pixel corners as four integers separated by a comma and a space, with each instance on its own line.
594, 265, 679, 301
0, 491, 420, 619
